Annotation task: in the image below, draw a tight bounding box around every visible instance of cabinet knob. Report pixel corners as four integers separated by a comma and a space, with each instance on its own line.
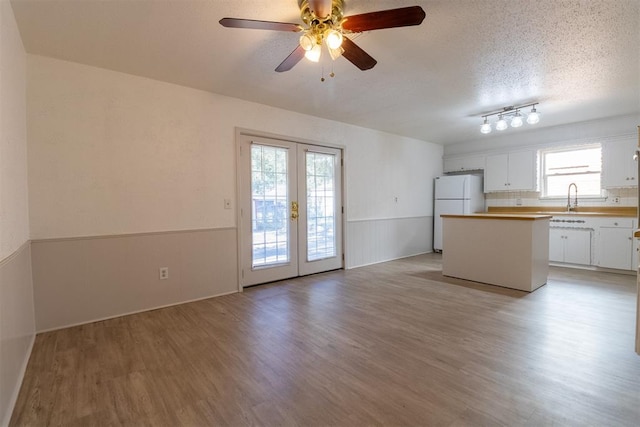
614, 222, 618, 226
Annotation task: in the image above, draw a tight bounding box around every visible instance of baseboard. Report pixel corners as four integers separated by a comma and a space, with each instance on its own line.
36, 290, 238, 334
346, 251, 431, 270
549, 262, 635, 276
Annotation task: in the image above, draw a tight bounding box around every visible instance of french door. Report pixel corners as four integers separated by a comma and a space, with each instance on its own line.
238, 134, 343, 287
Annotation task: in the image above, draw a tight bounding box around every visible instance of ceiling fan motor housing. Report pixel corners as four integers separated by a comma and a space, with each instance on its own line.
299, 0, 344, 26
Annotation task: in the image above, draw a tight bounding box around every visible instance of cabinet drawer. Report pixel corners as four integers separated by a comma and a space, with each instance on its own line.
599, 218, 634, 228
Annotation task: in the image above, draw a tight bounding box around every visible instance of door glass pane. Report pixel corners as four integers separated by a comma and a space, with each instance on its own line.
251, 144, 289, 268
306, 152, 336, 261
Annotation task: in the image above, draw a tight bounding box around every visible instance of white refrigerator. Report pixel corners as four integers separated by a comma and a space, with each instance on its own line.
433, 175, 484, 252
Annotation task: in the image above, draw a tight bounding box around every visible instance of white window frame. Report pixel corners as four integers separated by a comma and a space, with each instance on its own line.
539, 144, 604, 200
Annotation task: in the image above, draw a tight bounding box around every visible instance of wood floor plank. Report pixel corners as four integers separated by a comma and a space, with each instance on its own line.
9, 254, 640, 426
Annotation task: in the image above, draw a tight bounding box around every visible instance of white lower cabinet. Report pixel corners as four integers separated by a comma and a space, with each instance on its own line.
595, 220, 635, 270
548, 216, 636, 271
549, 228, 592, 265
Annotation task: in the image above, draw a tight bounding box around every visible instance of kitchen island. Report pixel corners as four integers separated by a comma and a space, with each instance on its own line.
441, 214, 551, 292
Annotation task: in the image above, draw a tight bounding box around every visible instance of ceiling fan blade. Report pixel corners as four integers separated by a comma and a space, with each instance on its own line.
342, 6, 426, 32
308, 0, 333, 18
341, 37, 377, 71
219, 18, 302, 32
275, 45, 306, 72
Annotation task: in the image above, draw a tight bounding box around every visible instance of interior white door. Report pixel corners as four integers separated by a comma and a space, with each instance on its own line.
238, 135, 343, 287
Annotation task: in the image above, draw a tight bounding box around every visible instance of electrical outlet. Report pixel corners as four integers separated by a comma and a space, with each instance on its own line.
224, 199, 231, 209
159, 267, 169, 280
612, 196, 620, 204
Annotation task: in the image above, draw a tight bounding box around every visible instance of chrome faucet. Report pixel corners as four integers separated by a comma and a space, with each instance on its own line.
567, 183, 578, 211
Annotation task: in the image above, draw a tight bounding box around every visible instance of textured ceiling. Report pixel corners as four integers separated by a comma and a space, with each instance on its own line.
10, 0, 640, 145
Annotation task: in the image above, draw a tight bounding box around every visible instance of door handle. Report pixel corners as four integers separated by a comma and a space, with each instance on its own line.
291, 201, 299, 220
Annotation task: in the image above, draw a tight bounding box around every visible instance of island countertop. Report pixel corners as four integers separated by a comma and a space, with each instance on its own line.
440, 213, 552, 221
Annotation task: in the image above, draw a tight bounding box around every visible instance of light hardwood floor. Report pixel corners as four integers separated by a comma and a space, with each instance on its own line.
10, 254, 640, 426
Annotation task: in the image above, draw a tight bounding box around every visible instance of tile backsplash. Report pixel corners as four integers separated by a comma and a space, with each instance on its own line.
485, 187, 637, 208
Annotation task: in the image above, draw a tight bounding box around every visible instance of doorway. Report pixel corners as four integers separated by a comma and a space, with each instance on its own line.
237, 133, 343, 287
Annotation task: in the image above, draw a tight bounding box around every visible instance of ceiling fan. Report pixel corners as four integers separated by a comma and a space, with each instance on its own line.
220, 0, 426, 72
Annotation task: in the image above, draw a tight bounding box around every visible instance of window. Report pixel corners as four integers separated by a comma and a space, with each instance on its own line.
540, 145, 602, 198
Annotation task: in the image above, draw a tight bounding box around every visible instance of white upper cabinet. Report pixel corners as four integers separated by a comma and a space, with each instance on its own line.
484, 150, 536, 193
602, 139, 637, 188
443, 154, 486, 173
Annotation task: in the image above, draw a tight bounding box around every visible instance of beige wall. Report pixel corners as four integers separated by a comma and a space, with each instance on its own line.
26, 55, 443, 332
0, 4, 29, 258
28, 55, 442, 239
0, 2, 35, 425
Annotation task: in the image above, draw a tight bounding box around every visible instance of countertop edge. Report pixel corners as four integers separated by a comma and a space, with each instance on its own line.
487, 206, 636, 218
441, 214, 552, 221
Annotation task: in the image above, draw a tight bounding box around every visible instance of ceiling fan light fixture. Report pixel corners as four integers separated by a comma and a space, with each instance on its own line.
326, 29, 343, 49
221, 2, 426, 73
299, 33, 315, 51
527, 106, 540, 124
510, 110, 523, 128
305, 43, 322, 62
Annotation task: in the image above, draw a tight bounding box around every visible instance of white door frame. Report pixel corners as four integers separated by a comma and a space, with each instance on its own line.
235, 128, 347, 291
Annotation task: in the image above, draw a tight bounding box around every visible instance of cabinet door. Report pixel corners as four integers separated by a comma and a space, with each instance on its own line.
596, 228, 633, 270
507, 150, 536, 191
549, 229, 565, 262
602, 140, 637, 188
563, 229, 592, 265
484, 154, 509, 192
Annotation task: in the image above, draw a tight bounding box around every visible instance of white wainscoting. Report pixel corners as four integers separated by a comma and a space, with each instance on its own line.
346, 216, 433, 269
0, 242, 35, 426
31, 228, 238, 332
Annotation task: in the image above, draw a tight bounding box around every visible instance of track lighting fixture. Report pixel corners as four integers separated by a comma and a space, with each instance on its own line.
480, 103, 540, 134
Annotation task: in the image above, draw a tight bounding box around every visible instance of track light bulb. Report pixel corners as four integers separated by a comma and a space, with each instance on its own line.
496, 115, 508, 131
326, 29, 343, 50
510, 110, 523, 128
527, 106, 540, 124
305, 44, 322, 62
480, 118, 492, 134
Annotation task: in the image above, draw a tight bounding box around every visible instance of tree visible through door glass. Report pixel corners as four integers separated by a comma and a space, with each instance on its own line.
251, 145, 290, 267
306, 151, 336, 261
